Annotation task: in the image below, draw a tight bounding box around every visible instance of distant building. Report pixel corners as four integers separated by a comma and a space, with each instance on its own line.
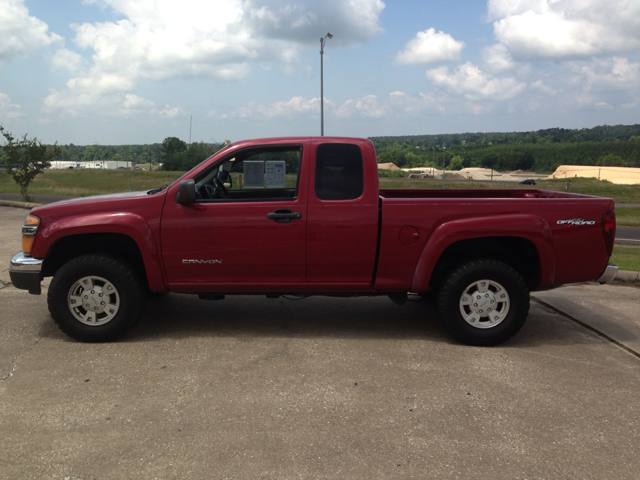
49, 160, 134, 170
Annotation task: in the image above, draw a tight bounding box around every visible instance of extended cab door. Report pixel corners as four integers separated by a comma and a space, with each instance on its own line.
161, 141, 309, 289
305, 139, 380, 286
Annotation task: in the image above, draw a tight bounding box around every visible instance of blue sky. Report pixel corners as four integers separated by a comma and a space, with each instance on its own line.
1, 0, 639, 145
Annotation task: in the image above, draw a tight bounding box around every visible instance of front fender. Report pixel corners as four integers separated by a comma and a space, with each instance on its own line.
33, 212, 166, 291
411, 214, 555, 292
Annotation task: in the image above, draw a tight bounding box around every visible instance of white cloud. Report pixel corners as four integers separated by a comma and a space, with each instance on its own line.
224, 96, 323, 119
426, 62, 526, 101
222, 91, 448, 122
44, 0, 385, 116
530, 80, 557, 95
51, 48, 84, 73
573, 57, 640, 90
482, 43, 514, 72
487, 0, 640, 60
43, 86, 166, 118
394, 28, 464, 65
0, 0, 61, 64
242, 0, 384, 45
0, 92, 26, 119
594, 101, 613, 110
152, 104, 184, 118
335, 95, 387, 118
123, 94, 154, 110
331, 92, 447, 119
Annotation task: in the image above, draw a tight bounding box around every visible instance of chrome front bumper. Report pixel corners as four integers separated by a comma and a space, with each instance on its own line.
597, 263, 619, 284
9, 251, 43, 295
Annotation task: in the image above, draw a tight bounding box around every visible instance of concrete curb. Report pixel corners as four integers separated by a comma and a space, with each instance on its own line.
0, 200, 41, 209
614, 270, 640, 283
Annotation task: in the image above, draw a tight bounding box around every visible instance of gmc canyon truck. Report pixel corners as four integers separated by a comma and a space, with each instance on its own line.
10, 137, 618, 345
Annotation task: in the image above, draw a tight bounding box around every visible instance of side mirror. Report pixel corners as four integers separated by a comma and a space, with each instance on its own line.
177, 179, 196, 205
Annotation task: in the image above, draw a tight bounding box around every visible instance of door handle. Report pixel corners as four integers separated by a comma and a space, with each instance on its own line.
267, 209, 302, 223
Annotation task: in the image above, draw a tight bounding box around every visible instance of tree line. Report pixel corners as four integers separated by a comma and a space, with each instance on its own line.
5, 123, 640, 179
371, 124, 640, 172
50, 137, 228, 171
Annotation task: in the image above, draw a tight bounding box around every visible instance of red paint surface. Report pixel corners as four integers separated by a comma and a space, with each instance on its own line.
27, 137, 616, 295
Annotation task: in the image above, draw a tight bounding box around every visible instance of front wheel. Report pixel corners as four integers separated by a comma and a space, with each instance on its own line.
437, 259, 530, 346
47, 254, 146, 342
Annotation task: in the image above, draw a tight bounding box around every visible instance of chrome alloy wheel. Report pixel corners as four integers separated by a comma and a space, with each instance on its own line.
458, 279, 510, 329
67, 275, 120, 326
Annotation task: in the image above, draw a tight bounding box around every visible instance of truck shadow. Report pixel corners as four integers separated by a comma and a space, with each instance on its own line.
129, 294, 447, 343
124, 293, 621, 350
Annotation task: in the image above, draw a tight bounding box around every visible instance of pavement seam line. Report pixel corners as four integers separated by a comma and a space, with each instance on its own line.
0, 339, 41, 382
531, 297, 640, 361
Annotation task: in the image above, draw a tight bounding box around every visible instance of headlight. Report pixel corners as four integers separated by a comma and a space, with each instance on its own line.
22, 214, 40, 256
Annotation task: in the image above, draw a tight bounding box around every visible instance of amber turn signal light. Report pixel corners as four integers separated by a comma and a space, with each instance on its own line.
22, 236, 35, 256
21, 214, 41, 256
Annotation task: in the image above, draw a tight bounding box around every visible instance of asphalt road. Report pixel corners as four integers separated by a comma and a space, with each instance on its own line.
1, 205, 640, 479
617, 226, 640, 245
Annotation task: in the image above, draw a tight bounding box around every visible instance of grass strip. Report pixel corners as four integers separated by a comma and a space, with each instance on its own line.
615, 207, 640, 227
611, 245, 640, 272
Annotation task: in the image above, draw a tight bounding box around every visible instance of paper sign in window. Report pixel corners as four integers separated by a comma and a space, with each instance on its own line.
243, 161, 264, 188
265, 161, 286, 188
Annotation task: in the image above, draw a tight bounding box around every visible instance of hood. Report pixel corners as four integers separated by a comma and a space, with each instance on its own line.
30, 189, 165, 217
39, 190, 151, 206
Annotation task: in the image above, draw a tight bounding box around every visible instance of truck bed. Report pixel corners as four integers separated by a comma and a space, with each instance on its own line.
375, 188, 615, 292
379, 188, 598, 200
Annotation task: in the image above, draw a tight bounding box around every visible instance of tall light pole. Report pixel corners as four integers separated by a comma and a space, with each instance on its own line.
320, 32, 333, 136
442, 144, 446, 189
432, 145, 435, 177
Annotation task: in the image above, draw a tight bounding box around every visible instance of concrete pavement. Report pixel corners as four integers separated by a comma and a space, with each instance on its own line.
1, 206, 640, 479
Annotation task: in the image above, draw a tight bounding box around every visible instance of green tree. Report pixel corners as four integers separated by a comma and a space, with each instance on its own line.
597, 153, 627, 166
446, 155, 465, 170
159, 136, 187, 170
1, 126, 61, 201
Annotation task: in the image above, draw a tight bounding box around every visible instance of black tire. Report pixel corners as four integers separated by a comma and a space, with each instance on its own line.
437, 259, 530, 346
47, 254, 146, 342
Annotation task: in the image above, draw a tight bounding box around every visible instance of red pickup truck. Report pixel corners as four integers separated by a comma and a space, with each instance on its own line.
10, 137, 618, 345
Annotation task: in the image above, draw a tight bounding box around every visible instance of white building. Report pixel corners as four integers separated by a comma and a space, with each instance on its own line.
49, 160, 135, 170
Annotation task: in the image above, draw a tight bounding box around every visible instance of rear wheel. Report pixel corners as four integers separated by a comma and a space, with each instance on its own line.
47, 254, 146, 342
437, 259, 529, 346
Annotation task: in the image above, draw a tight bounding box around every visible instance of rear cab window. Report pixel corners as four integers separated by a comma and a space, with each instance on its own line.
314, 144, 364, 200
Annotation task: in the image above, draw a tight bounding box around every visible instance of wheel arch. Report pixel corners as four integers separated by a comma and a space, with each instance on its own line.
426, 236, 540, 293
411, 214, 555, 293
41, 232, 162, 291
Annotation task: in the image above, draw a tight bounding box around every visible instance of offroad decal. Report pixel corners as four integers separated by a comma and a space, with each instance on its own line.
556, 218, 596, 226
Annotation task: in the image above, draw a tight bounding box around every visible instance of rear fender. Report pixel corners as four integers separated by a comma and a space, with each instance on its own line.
411, 214, 555, 292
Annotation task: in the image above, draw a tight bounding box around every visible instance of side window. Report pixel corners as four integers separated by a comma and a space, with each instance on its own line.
194, 145, 301, 202
315, 144, 364, 200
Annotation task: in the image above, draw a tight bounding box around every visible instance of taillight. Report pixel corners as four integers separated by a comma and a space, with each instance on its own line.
602, 210, 616, 257
22, 214, 40, 256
